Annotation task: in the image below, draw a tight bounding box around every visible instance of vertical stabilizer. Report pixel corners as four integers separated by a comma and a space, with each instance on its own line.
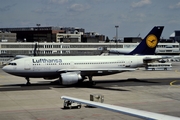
128, 26, 164, 55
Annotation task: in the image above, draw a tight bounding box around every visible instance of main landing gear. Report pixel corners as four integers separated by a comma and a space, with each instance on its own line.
25, 77, 31, 85
88, 76, 96, 86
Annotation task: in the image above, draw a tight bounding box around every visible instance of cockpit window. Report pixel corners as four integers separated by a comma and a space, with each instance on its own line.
8, 63, 17, 66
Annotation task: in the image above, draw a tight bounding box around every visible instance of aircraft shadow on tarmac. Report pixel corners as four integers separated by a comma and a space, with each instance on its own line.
1, 77, 180, 92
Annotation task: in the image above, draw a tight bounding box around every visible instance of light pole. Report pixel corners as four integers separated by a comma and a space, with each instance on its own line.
36, 24, 41, 42
115, 25, 119, 48
36, 24, 40, 55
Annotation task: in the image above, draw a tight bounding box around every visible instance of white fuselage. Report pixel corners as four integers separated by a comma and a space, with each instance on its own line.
2, 55, 146, 78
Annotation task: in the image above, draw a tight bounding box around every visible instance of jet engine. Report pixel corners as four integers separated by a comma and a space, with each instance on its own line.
60, 72, 82, 85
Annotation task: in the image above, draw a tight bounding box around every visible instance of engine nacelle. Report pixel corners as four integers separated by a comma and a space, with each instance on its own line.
60, 72, 82, 85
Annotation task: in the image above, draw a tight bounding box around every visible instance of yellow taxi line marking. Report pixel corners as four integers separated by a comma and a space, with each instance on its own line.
170, 80, 177, 86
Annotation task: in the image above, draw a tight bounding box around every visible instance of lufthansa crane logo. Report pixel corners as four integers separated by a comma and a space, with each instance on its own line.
146, 34, 158, 48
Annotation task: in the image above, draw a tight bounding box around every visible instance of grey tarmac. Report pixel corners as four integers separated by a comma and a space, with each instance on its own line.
0, 62, 180, 120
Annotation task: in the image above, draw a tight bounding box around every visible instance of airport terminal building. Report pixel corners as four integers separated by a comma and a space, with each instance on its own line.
0, 26, 180, 66
0, 42, 179, 56
0, 27, 105, 43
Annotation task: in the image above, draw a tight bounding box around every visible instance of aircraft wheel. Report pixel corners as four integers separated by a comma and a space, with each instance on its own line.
26, 81, 31, 86
89, 81, 96, 86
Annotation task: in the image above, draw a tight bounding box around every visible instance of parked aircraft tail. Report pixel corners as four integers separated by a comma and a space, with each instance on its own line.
128, 26, 164, 55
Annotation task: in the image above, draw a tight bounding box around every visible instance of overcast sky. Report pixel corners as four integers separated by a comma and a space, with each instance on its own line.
0, 0, 180, 39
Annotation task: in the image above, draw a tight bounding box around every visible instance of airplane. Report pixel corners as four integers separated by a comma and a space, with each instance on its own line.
61, 96, 180, 120
2, 55, 167, 85
108, 26, 164, 55
2, 26, 168, 86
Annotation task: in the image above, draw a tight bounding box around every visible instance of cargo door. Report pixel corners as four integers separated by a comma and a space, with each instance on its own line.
24, 59, 31, 70
125, 59, 131, 67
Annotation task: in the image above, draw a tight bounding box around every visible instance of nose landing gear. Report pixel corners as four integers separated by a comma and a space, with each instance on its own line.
25, 77, 31, 85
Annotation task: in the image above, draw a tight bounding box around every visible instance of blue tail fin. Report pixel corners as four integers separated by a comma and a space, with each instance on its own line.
127, 26, 164, 55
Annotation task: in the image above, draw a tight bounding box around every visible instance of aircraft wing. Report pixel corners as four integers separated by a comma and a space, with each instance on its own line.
143, 55, 172, 62
58, 68, 136, 72
61, 96, 180, 120
109, 49, 132, 54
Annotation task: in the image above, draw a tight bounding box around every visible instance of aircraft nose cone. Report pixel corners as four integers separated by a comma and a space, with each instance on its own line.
2, 66, 8, 72
2, 65, 12, 73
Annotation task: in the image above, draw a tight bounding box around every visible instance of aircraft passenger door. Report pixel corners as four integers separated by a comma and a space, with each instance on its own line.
24, 59, 31, 70
70, 61, 75, 69
125, 59, 131, 67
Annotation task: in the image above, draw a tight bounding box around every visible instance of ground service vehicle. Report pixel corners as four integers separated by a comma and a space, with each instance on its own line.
146, 63, 172, 71
63, 100, 81, 109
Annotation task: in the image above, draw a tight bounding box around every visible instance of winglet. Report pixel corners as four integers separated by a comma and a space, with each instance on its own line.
128, 26, 164, 55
